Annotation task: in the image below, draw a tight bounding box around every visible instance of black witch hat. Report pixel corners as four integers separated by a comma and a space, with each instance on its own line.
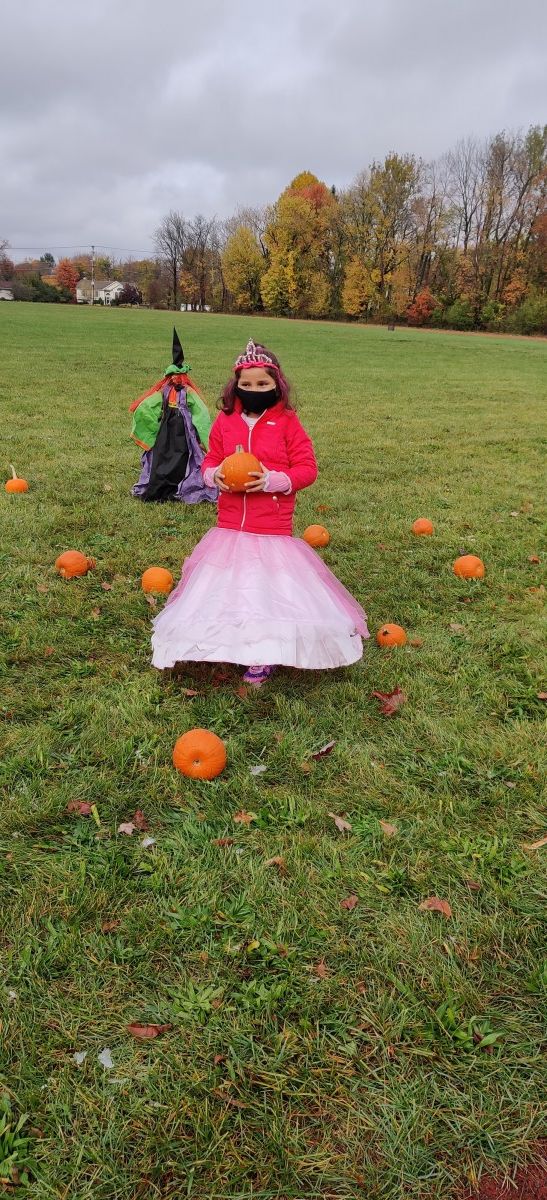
165, 327, 185, 374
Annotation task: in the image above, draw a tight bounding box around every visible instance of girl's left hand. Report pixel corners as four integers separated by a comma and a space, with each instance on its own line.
245, 463, 268, 492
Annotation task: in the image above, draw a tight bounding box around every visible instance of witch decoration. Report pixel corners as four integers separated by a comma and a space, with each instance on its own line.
129, 328, 218, 504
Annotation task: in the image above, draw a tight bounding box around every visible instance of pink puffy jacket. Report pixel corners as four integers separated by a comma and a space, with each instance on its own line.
201, 399, 318, 535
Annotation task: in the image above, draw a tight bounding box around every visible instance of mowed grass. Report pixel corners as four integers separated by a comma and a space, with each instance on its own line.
0, 304, 546, 1200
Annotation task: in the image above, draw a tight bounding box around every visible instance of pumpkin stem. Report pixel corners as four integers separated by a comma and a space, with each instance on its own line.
235, 444, 244, 454
8, 464, 18, 480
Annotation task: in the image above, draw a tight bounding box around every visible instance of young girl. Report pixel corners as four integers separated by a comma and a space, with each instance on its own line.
151, 340, 369, 684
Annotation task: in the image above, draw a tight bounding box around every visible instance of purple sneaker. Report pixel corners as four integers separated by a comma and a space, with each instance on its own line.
242, 664, 276, 687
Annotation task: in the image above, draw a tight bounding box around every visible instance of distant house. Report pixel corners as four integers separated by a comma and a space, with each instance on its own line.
0, 282, 14, 301
76, 277, 125, 305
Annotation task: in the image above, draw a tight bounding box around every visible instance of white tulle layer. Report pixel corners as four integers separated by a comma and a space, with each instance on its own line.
151, 528, 369, 670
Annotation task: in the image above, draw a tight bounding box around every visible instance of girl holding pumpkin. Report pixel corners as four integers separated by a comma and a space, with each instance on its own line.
151, 340, 368, 685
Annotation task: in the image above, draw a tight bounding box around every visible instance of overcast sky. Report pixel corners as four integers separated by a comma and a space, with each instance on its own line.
2, 0, 545, 260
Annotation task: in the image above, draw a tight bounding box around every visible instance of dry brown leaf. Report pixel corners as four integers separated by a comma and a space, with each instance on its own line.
145, 595, 158, 608
127, 1022, 172, 1040
316, 504, 330, 514
371, 687, 407, 716
132, 810, 149, 831
103, 483, 113, 492
43, 646, 55, 657
313, 959, 329, 978
299, 761, 313, 774
528, 555, 540, 564
419, 896, 452, 918
182, 688, 200, 698
235, 684, 249, 699
264, 855, 286, 872
521, 834, 547, 851
101, 920, 121, 933
36, 583, 49, 593
449, 622, 466, 633
212, 837, 235, 847
66, 800, 92, 816
328, 812, 352, 833
90, 607, 101, 620
340, 894, 359, 911
213, 1054, 225, 1065
118, 822, 136, 836
232, 810, 257, 825
101, 581, 113, 590
465, 879, 481, 892
379, 820, 397, 837
536, 692, 547, 701
409, 637, 423, 648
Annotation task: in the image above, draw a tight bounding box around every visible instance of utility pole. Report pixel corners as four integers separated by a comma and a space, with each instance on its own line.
91, 244, 95, 305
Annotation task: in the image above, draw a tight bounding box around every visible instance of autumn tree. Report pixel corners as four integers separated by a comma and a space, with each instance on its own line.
261, 172, 337, 317
54, 258, 80, 297
222, 225, 265, 310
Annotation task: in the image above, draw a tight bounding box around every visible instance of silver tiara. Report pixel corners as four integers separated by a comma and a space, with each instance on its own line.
234, 339, 274, 368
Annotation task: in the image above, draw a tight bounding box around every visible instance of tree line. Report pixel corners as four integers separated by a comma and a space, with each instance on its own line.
2, 125, 545, 333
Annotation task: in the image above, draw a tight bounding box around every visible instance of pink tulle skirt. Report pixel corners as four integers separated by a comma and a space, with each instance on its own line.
151, 528, 369, 670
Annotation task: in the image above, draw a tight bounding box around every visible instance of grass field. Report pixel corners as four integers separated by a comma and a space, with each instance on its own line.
0, 304, 546, 1200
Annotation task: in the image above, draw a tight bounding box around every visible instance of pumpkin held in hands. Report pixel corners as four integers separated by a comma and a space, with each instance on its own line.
173, 728, 227, 780
141, 567, 174, 596
5, 465, 29, 494
376, 623, 408, 647
411, 518, 434, 536
453, 555, 485, 579
55, 551, 96, 579
303, 524, 330, 548
222, 445, 261, 492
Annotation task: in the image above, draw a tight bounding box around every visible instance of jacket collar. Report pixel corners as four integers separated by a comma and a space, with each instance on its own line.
233, 397, 286, 421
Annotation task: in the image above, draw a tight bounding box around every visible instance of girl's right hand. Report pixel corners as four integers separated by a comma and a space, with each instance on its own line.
214, 464, 230, 493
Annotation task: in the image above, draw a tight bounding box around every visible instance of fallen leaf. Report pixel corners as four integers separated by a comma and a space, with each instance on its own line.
521, 835, 547, 851
250, 764, 267, 776
235, 684, 249, 699
182, 688, 200, 698
527, 585, 545, 596
118, 822, 136, 836
98, 1047, 114, 1070
377, 542, 389, 551
145, 595, 157, 608
91, 607, 102, 620
299, 761, 313, 774
127, 1022, 172, 1040
528, 555, 540, 564
409, 637, 423, 648
536, 692, 547, 701
101, 581, 113, 590
101, 920, 120, 933
449, 622, 466, 633
73, 1051, 87, 1065
510, 510, 519, 517
43, 646, 55, 657
379, 820, 397, 837
317, 504, 330, 514
418, 896, 452, 918
141, 836, 155, 848
103, 483, 113, 492
311, 740, 336, 759
313, 959, 329, 978
264, 856, 286, 873
233, 811, 257, 825
371, 687, 407, 716
36, 583, 49, 593
504, 781, 516, 789
212, 837, 235, 847
132, 810, 149, 831
465, 879, 481, 892
340, 894, 359, 911
328, 812, 352, 833
67, 800, 92, 816
7, 989, 18, 1002
356, 981, 367, 995
213, 1054, 225, 1065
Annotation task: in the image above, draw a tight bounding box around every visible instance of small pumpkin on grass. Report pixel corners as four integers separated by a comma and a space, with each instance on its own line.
5, 465, 29, 494
453, 554, 485, 579
222, 445, 261, 492
303, 524, 330, 548
55, 550, 96, 579
411, 517, 434, 536
173, 728, 227, 780
376, 623, 408, 647
141, 566, 174, 595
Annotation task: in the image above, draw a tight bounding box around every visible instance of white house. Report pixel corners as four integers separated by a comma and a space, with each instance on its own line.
76, 277, 125, 305
0, 283, 14, 301
98, 281, 124, 305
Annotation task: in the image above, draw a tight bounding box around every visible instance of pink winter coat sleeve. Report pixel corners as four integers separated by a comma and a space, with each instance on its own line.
284, 415, 318, 492
201, 416, 224, 475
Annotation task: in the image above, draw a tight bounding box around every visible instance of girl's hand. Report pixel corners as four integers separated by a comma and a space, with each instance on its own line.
214, 464, 230, 493
244, 463, 269, 492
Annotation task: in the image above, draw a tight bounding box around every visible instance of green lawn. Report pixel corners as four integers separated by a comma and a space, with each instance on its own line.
0, 304, 546, 1200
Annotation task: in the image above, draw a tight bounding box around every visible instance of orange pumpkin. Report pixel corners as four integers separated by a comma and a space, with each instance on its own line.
453, 554, 485, 579
5, 465, 29, 494
172, 728, 227, 780
141, 566, 174, 595
55, 550, 96, 579
376, 623, 408, 647
222, 445, 261, 492
411, 518, 434, 536
303, 524, 330, 548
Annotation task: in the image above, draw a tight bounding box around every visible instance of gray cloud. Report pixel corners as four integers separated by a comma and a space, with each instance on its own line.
2, 0, 545, 257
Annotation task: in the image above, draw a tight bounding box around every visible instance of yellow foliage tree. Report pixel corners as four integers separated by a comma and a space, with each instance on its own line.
222, 226, 265, 311
342, 258, 376, 317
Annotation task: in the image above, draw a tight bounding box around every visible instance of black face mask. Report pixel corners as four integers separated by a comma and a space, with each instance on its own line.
236, 384, 278, 414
